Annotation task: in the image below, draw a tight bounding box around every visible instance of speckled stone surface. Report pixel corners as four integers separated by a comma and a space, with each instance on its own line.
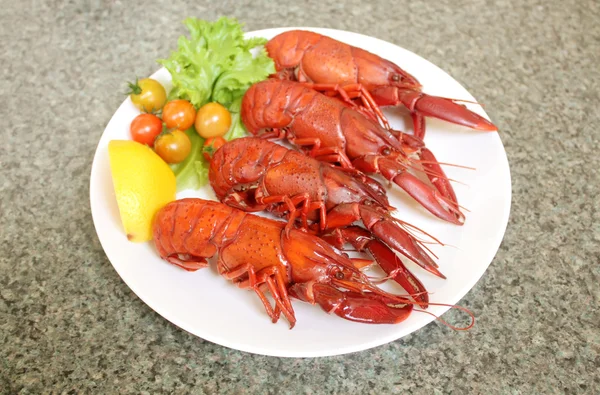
1, 0, 599, 393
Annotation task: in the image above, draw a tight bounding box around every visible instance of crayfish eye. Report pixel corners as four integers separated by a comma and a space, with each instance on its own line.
382, 147, 391, 156
335, 271, 344, 280
391, 74, 400, 82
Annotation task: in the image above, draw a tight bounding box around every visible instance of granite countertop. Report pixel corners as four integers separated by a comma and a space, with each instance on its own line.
2, 0, 598, 393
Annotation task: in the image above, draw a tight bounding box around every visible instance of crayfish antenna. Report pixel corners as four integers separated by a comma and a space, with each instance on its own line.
414, 302, 476, 331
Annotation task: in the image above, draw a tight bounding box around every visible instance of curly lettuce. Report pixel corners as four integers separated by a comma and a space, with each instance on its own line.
159, 17, 275, 191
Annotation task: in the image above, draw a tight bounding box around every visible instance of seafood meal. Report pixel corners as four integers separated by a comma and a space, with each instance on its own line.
107, 18, 497, 331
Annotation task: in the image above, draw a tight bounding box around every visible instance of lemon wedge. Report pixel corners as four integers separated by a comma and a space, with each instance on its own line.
108, 140, 176, 242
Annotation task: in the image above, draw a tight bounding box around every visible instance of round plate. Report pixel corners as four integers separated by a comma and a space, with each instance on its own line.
90, 27, 511, 357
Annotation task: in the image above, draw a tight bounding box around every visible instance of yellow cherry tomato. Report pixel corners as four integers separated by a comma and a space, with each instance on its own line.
194, 102, 232, 138
128, 78, 167, 113
154, 130, 191, 164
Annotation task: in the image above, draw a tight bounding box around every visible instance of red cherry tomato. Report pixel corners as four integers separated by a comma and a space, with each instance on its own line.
202, 137, 227, 162
129, 113, 163, 145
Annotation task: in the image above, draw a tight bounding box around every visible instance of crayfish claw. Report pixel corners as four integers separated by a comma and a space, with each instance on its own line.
313, 284, 413, 324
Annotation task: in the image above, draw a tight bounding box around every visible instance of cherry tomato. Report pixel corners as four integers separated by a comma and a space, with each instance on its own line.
162, 100, 196, 130
202, 137, 227, 162
129, 113, 163, 145
127, 78, 167, 113
195, 102, 232, 138
154, 130, 191, 164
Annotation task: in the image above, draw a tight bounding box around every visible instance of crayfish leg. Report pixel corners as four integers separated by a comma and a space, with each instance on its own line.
221, 262, 296, 328
299, 82, 391, 130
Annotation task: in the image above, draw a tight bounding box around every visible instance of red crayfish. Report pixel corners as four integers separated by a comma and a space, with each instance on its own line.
209, 137, 446, 307
266, 30, 497, 139
153, 198, 419, 327
241, 79, 465, 225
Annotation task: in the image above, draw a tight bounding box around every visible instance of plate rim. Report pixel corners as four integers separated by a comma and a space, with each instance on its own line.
90, 26, 512, 358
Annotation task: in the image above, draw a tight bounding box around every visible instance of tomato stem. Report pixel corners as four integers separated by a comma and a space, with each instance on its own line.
157, 123, 172, 138
126, 78, 142, 96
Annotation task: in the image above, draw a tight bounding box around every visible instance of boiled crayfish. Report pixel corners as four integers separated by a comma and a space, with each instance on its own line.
153, 198, 418, 327
266, 30, 497, 139
241, 79, 464, 225
209, 137, 443, 307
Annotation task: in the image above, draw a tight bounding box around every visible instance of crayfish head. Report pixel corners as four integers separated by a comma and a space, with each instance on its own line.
348, 45, 421, 90
389, 69, 421, 90
282, 227, 365, 283
321, 165, 391, 210
329, 263, 361, 283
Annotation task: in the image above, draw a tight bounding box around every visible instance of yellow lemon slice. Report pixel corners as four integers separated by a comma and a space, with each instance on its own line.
108, 140, 176, 242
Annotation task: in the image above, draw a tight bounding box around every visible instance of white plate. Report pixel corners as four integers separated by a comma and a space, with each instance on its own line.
90, 27, 511, 357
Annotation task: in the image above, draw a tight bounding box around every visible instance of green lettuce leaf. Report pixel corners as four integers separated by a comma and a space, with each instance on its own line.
169, 128, 206, 192
159, 17, 274, 109
223, 97, 247, 140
